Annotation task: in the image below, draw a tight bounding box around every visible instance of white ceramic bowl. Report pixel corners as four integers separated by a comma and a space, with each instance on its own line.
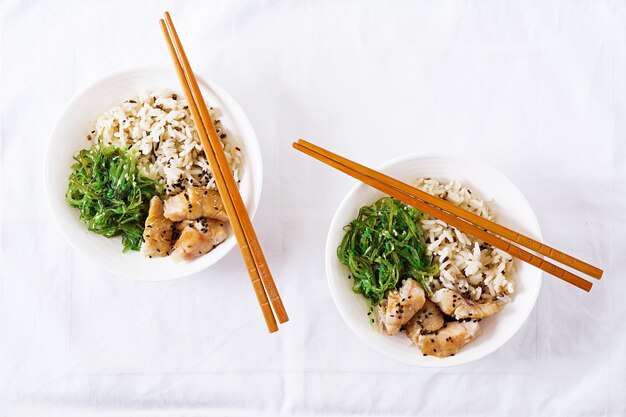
325, 155, 542, 367
44, 68, 263, 281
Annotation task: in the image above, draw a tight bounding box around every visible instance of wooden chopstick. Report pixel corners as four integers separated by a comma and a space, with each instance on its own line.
299, 139, 603, 281
163, 13, 288, 324
162, 13, 288, 325
160, 14, 287, 332
293, 140, 595, 292
160, 19, 276, 332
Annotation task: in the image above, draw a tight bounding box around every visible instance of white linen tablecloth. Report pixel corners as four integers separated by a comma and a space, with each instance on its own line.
1, 0, 625, 415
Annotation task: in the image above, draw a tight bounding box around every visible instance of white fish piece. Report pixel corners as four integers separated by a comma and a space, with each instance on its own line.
431, 288, 501, 320
163, 187, 228, 222
417, 321, 481, 358
405, 300, 445, 344
141, 196, 174, 258
373, 299, 388, 333
172, 218, 227, 260
375, 279, 426, 336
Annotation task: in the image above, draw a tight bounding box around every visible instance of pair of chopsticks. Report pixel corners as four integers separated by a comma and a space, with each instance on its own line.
160, 12, 288, 332
293, 139, 603, 292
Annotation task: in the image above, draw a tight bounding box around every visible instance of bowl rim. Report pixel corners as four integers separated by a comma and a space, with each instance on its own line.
43, 66, 263, 281
324, 152, 543, 367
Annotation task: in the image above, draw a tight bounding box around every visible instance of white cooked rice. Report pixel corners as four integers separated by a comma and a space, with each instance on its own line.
414, 177, 515, 302
91, 89, 241, 196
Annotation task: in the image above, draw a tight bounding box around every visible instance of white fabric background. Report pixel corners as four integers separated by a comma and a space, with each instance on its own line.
1, 0, 625, 416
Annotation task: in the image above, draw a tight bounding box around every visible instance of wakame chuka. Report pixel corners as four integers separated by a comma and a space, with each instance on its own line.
337, 197, 437, 306
66, 143, 162, 252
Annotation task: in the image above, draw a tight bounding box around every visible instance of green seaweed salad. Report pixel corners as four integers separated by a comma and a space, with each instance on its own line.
66, 143, 162, 252
337, 197, 438, 307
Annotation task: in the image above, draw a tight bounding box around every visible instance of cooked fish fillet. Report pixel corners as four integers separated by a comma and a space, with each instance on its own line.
431, 288, 501, 320
417, 321, 481, 358
405, 300, 445, 344
454, 300, 501, 319
163, 187, 228, 222
141, 196, 174, 258
375, 279, 426, 336
172, 218, 227, 260
373, 299, 388, 333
